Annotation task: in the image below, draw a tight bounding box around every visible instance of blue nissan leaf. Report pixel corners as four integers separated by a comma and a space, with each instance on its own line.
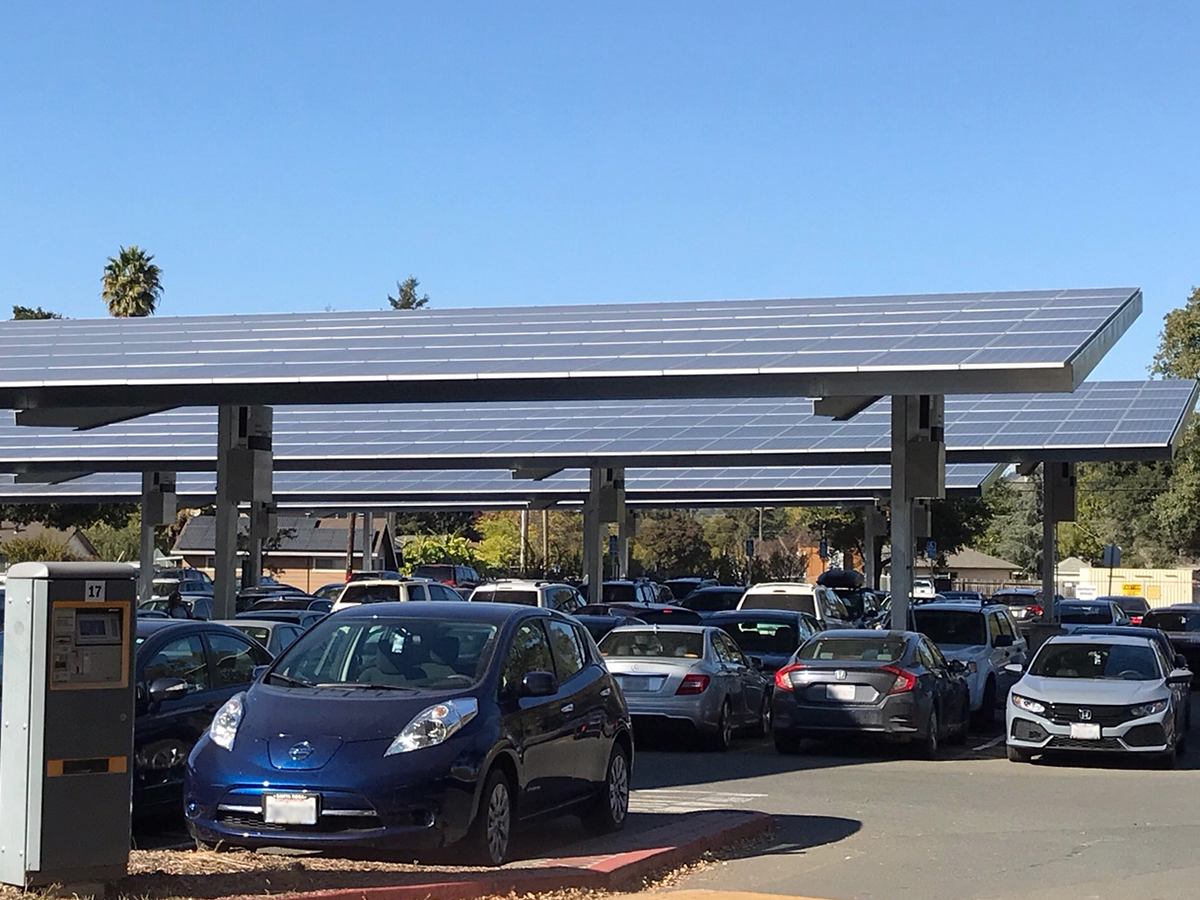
185, 602, 633, 864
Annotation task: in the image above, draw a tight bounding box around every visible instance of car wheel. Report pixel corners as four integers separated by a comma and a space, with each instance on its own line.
948, 697, 970, 746
919, 708, 939, 759
774, 730, 802, 755
750, 695, 773, 737
582, 744, 630, 835
1006, 744, 1032, 763
710, 700, 734, 751
464, 768, 514, 866
973, 677, 996, 728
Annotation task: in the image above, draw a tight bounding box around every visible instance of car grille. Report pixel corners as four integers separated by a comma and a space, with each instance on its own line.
1046, 736, 1125, 751
1045, 703, 1136, 727
216, 808, 384, 833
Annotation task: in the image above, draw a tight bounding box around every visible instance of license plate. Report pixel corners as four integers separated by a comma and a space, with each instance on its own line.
1069, 722, 1101, 740
827, 683, 856, 701
1013, 609, 1027, 619
618, 675, 651, 692
263, 793, 318, 825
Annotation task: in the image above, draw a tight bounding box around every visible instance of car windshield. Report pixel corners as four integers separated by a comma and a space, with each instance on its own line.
1142, 610, 1200, 632
1030, 642, 1161, 680
1058, 604, 1114, 624
274, 617, 498, 691
598, 630, 704, 659
602, 584, 638, 603
338, 584, 402, 605
718, 619, 800, 654
473, 588, 538, 606
912, 610, 986, 646
739, 592, 816, 616
797, 637, 906, 663
683, 590, 742, 611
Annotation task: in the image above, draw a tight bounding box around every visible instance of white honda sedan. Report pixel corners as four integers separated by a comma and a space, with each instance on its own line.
1005, 633, 1191, 767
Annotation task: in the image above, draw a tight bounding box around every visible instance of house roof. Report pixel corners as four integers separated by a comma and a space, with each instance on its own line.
945, 547, 1020, 571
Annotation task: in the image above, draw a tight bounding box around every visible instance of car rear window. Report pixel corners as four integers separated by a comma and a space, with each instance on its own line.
718, 620, 799, 654
1111, 596, 1150, 615
798, 637, 906, 662
602, 584, 638, 603
992, 593, 1038, 607
338, 584, 402, 605
1031, 642, 1161, 680
598, 630, 704, 659
1142, 610, 1200, 632
912, 610, 986, 646
1058, 604, 1114, 625
413, 565, 453, 581
683, 590, 743, 611
740, 592, 816, 616
473, 588, 538, 606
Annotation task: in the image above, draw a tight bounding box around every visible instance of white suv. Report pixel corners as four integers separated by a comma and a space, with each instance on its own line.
331, 578, 464, 612
910, 600, 1028, 724
737, 582, 853, 628
468, 580, 587, 613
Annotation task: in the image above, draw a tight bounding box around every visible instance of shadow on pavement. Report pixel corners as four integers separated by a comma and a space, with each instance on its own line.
721, 813, 861, 858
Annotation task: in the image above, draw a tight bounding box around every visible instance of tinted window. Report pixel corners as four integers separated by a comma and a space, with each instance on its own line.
206, 632, 263, 687
602, 584, 638, 603
427, 584, 464, 601
413, 565, 453, 581
599, 630, 704, 659
142, 635, 210, 693
912, 610, 987, 646
338, 584, 402, 605
740, 591, 816, 616
501, 622, 556, 695
997, 613, 1017, 640
798, 637, 906, 663
718, 633, 749, 666
683, 589, 743, 612
1142, 610, 1200, 632
546, 619, 587, 680
551, 588, 583, 613
1030, 642, 1162, 680
1112, 596, 1150, 615
718, 619, 801, 655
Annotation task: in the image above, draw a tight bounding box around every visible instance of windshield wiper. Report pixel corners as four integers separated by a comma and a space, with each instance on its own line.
269, 672, 315, 688
315, 681, 416, 691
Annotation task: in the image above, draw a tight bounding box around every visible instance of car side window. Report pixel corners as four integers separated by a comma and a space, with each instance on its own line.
712, 633, 736, 664
205, 632, 262, 688
997, 612, 1018, 641
546, 619, 587, 680
916, 640, 939, 671
430, 584, 461, 601
279, 625, 303, 651
799, 613, 820, 636
143, 635, 210, 694
500, 621, 556, 696
988, 613, 1004, 644
406, 583, 429, 601
926, 640, 949, 670
720, 633, 749, 667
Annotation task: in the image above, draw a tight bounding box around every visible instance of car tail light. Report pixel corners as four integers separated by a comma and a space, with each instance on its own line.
675, 673, 710, 695
1029, 605, 1044, 618
881, 665, 917, 694
774, 663, 805, 692
1131, 615, 1144, 626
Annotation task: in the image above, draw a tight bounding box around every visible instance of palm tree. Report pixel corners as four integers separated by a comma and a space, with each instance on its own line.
101, 245, 162, 317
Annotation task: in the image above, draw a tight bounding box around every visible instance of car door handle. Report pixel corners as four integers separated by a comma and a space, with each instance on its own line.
561, 703, 575, 713
600, 687, 612, 697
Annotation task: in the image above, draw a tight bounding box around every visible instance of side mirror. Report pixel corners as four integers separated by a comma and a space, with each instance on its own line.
1003, 663, 1024, 676
1167, 668, 1193, 686
521, 671, 558, 697
252, 665, 270, 682
147, 676, 189, 702
948, 659, 968, 675
994, 634, 1015, 648
1176, 654, 1189, 670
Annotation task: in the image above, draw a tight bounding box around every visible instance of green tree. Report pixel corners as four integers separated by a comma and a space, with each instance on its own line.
401, 533, 481, 572
85, 514, 142, 561
392, 511, 478, 540
1152, 286, 1200, 379
978, 476, 1043, 576
1, 533, 80, 564
0, 503, 137, 531
101, 245, 162, 317
388, 276, 429, 310
632, 510, 712, 577
12, 305, 61, 320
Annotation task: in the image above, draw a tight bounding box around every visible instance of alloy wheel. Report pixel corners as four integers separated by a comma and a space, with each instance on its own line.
485, 780, 511, 864
608, 752, 629, 824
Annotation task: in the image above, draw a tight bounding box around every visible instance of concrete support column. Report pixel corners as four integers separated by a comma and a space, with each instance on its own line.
617, 511, 634, 579
583, 466, 626, 600
863, 503, 887, 590
1041, 461, 1077, 623
889, 395, 945, 630
541, 509, 549, 576
519, 509, 528, 574
582, 498, 601, 602
214, 406, 240, 619
363, 512, 374, 572
138, 471, 177, 603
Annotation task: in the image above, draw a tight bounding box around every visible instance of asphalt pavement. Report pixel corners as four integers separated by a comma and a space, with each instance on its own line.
634, 702, 1200, 900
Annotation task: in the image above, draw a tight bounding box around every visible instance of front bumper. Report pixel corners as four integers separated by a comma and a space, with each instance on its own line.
185, 734, 485, 852
773, 692, 922, 740
1007, 708, 1172, 754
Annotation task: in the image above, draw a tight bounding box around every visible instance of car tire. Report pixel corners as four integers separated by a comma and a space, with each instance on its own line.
710, 700, 734, 751
948, 697, 970, 746
464, 768, 514, 866
973, 677, 997, 728
581, 744, 631, 835
919, 708, 939, 759
774, 730, 802, 755
1006, 743, 1033, 762
750, 695, 773, 738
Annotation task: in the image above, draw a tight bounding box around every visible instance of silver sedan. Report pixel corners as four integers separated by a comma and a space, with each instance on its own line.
598, 625, 771, 750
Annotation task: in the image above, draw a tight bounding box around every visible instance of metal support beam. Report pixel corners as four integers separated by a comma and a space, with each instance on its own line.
15, 406, 174, 430
214, 406, 239, 619
863, 503, 887, 590
541, 509, 549, 577
583, 466, 626, 600
363, 512, 374, 572
617, 512, 633, 579
582, 494, 601, 602
812, 395, 882, 421
1042, 471, 1057, 622
519, 509, 528, 574
889, 395, 945, 630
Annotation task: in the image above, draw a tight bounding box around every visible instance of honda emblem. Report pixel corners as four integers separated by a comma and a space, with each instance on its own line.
835, 669, 847, 680
1079, 708, 1092, 721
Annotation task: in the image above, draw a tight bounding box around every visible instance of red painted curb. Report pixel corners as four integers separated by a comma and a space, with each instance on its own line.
254, 810, 773, 900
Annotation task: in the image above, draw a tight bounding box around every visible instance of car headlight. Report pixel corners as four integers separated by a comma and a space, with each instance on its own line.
209, 692, 246, 751
965, 661, 979, 674
1130, 699, 1169, 718
1011, 693, 1046, 714
385, 698, 479, 756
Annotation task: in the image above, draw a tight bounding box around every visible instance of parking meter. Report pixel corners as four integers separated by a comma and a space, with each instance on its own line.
0, 562, 137, 889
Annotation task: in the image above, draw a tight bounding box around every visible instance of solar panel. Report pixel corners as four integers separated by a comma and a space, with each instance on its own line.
0, 289, 1140, 409
0, 380, 1189, 474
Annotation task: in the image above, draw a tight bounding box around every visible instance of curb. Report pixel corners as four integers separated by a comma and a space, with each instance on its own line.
262, 810, 773, 900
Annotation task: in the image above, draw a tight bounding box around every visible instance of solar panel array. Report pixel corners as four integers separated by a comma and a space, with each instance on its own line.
0, 288, 1140, 407
0, 463, 1001, 507
0, 380, 1190, 473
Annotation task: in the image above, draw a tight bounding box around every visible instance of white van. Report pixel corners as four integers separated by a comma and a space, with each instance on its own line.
737, 582, 854, 629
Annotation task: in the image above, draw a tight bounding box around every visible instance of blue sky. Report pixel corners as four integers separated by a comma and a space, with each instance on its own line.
2, 2, 1197, 380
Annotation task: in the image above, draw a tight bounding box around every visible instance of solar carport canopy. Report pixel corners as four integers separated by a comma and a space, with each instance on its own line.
0, 288, 1140, 410
0, 380, 1191, 475
0, 464, 1003, 508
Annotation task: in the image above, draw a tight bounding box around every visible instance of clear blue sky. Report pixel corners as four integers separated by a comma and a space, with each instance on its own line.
2, 2, 1197, 381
